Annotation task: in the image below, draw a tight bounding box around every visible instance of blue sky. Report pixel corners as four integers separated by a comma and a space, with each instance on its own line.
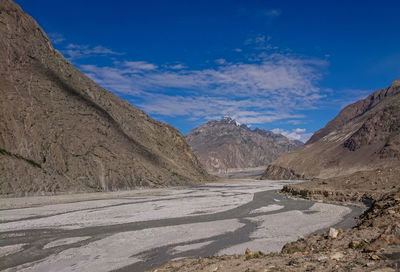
16, 0, 400, 142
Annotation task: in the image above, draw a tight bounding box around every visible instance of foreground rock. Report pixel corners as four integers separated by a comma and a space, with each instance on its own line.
186, 117, 302, 173
261, 80, 400, 180
282, 167, 400, 203
0, 0, 210, 195
261, 165, 305, 180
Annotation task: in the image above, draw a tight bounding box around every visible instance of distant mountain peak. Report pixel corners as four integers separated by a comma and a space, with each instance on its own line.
392, 78, 400, 87
220, 116, 241, 126
186, 119, 303, 173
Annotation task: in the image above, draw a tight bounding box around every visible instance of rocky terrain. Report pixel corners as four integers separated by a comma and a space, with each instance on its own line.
150, 168, 400, 272
186, 117, 302, 173
262, 79, 400, 180
152, 82, 400, 271
151, 188, 400, 272
282, 167, 400, 204
0, 0, 210, 196
2, 179, 356, 272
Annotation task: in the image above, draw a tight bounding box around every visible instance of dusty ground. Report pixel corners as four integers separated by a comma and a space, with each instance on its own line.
212, 167, 267, 179
282, 167, 400, 203
151, 168, 400, 272
0, 179, 361, 272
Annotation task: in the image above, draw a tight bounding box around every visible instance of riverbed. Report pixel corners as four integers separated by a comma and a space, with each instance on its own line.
0, 179, 364, 272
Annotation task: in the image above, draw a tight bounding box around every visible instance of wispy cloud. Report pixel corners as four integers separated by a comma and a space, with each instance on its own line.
321, 88, 372, 109
135, 94, 304, 124
258, 9, 281, 19
167, 63, 186, 70
48, 33, 65, 44
52, 34, 328, 128
77, 53, 327, 126
271, 128, 312, 143
237, 7, 282, 22
215, 58, 228, 65
244, 34, 279, 52
123, 61, 158, 71
62, 44, 124, 60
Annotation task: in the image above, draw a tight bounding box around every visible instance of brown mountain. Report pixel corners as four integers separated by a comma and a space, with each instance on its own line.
262, 79, 400, 180
186, 117, 303, 173
0, 0, 210, 195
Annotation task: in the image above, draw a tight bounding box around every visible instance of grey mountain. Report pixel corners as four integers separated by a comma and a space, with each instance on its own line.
186, 117, 303, 173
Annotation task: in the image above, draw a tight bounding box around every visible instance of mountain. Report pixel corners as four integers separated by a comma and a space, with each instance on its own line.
0, 0, 210, 195
262, 79, 400, 180
186, 117, 303, 173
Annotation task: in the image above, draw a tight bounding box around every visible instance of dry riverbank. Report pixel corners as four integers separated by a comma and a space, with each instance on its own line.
150, 169, 400, 272
0, 180, 360, 272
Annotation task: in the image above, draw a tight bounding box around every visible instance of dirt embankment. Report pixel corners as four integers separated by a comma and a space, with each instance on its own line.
281, 167, 400, 204
150, 168, 400, 272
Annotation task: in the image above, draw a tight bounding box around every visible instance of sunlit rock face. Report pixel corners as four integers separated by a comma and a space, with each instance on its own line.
262, 79, 400, 180
0, 0, 211, 196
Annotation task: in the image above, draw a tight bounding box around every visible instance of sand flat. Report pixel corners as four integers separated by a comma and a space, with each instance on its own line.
0, 179, 363, 272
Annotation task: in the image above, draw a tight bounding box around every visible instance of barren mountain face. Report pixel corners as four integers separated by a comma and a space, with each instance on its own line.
262, 79, 400, 180
186, 117, 302, 173
0, 0, 210, 195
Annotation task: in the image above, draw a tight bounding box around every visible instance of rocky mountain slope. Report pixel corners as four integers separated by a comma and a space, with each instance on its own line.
0, 0, 210, 196
262, 79, 400, 180
186, 117, 302, 173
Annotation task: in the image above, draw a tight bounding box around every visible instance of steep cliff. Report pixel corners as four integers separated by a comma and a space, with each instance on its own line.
0, 0, 210, 195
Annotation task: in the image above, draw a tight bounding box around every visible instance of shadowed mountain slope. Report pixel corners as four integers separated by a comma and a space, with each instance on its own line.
0, 0, 210, 195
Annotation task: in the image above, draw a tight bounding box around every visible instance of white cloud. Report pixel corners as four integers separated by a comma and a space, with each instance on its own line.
80, 64, 141, 95
48, 33, 65, 44
123, 61, 158, 71
271, 128, 312, 143
77, 53, 327, 127
286, 120, 304, 125
244, 34, 279, 52
215, 58, 228, 65
36, 29, 331, 133
136, 94, 304, 125
168, 63, 186, 70
81, 54, 325, 96
259, 9, 281, 18
62, 44, 124, 59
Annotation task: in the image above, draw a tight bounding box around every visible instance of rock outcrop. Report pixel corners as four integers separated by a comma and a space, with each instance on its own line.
262, 80, 400, 180
0, 0, 210, 195
186, 117, 302, 173
260, 165, 305, 180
